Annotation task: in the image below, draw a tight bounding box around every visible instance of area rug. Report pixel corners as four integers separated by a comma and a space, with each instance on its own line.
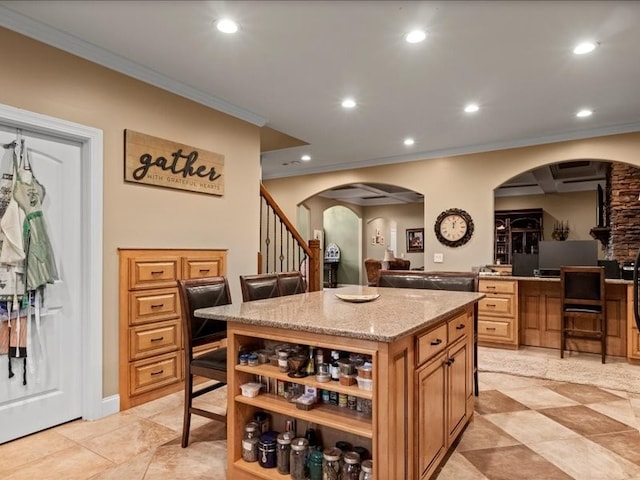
478, 346, 640, 394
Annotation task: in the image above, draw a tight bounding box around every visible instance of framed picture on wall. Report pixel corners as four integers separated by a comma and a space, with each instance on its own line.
406, 228, 424, 253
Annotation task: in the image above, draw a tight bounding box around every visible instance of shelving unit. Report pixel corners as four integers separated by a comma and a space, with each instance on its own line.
494, 209, 543, 265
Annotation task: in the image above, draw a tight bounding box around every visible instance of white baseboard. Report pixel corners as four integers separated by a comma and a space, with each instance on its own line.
100, 394, 120, 418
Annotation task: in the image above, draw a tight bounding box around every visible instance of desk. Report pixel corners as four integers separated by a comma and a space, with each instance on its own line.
477, 275, 636, 361
196, 285, 484, 479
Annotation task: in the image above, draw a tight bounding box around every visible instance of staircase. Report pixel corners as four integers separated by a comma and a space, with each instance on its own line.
259, 184, 321, 291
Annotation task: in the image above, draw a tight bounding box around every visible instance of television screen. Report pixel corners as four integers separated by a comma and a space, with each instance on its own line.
538, 240, 598, 270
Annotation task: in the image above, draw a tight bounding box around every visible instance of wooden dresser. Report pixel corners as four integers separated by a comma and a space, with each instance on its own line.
118, 248, 227, 410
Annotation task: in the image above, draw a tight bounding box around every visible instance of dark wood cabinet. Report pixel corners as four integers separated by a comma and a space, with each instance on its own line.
494, 209, 543, 265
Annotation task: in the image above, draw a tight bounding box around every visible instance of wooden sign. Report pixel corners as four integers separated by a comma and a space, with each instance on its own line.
124, 130, 224, 196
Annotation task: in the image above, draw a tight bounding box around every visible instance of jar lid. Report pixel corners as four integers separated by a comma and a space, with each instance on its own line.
258, 431, 278, 445
335, 441, 352, 452
323, 446, 342, 461
254, 411, 269, 421
344, 451, 361, 464
290, 437, 309, 451
361, 459, 373, 472
244, 421, 260, 432
277, 433, 291, 444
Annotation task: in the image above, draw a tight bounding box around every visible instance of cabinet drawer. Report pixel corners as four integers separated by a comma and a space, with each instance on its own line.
129, 352, 181, 396
183, 259, 223, 279
129, 320, 181, 361
448, 311, 471, 344
417, 323, 447, 366
478, 295, 514, 317
129, 288, 180, 325
129, 257, 179, 289
479, 279, 515, 295
478, 319, 514, 342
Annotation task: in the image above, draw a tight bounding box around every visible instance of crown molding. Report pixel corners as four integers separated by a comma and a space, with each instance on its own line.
0, 6, 267, 127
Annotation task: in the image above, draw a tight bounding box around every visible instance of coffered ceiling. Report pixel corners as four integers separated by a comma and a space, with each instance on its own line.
0, 1, 638, 192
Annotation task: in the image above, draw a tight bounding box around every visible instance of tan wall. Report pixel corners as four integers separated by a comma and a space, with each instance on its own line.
0, 28, 262, 398
264, 133, 640, 272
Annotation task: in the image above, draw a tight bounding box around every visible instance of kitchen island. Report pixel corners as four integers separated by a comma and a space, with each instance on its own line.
195, 285, 484, 480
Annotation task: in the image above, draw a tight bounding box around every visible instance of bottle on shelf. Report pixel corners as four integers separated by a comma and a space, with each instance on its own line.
330, 350, 341, 381
306, 346, 316, 376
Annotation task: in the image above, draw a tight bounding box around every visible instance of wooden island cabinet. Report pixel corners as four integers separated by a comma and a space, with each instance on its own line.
195, 285, 483, 480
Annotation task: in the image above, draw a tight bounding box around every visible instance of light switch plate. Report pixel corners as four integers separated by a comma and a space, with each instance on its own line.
434, 253, 444, 263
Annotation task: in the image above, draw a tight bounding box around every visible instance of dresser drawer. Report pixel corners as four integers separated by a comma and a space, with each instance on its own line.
129, 288, 180, 325
479, 279, 516, 295
448, 310, 471, 344
129, 320, 181, 361
478, 319, 514, 342
129, 256, 179, 289
478, 295, 514, 317
129, 352, 181, 396
417, 323, 447, 366
183, 259, 223, 279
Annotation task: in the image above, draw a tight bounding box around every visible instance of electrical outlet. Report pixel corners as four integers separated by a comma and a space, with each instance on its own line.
434, 253, 444, 263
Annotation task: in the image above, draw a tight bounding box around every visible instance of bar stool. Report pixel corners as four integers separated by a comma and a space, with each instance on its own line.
560, 266, 606, 363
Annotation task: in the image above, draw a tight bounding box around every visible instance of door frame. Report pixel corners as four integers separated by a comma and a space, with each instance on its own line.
0, 103, 104, 420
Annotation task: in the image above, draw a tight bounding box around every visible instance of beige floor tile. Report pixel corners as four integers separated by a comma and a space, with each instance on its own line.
142, 440, 227, 479
0, 429, 79, 474
435, 452, 489, 480
88, 450, 154, 480
79, 417, 178, 465
499, 386, 580, 409
483, 410, 579, 445
455, 415, 521, 452
55, 411, 140, 442
530, 436, 640, 480
2, 444, 114, 480
587, 400, 639, 430
478, 372, 556, 391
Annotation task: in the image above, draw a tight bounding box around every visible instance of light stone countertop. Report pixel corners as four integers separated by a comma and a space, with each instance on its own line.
195, 285, 484, 343
479, 274, 632, 285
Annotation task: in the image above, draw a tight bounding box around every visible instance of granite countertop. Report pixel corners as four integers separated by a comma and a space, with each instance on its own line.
479, 273, 632, 285
195, 285, 484, 343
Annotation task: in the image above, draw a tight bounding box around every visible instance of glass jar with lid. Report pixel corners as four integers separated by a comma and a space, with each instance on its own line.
258, 431, 278, 468
341, 451, 361, 480
289, 437, 309, 480
276, 432, 292, 474
308, 448, 324, 480
241, 421, 260, 462
322, 447, 342, 480
359, 459, 373, 480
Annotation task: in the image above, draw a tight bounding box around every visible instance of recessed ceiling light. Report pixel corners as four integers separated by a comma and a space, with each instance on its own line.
576, 109, 593, 118
405, 29, 427, 44
464, 103, 479, 113
404, 138, 415, 146
216, 18, 238, 34
341, 98, 357, 109
573, 42, 597, 55
301, 154, 311, 161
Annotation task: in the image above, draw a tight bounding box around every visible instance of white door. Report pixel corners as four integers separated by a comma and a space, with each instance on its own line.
0, 126, 83, 444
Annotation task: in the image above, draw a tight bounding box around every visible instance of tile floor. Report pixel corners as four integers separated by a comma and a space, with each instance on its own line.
3, 348, 640, 480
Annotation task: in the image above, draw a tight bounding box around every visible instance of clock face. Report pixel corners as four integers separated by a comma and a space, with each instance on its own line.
434, 208, 474, 247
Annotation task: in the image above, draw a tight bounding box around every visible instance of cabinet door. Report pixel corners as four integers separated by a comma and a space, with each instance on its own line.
416, 354, 446, 479
447, 339, 469, 444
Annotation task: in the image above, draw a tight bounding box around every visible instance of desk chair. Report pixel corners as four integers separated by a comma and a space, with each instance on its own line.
177, 276, 231, 448
277, 271, 306, 296
560, 266, 606, 363
240, 273, 280, 302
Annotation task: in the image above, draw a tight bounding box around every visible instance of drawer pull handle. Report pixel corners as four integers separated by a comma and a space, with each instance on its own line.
430, 338, 442, 346
150, 336, 164, 342
445, 358, 456, 366
150, 270, 165, 275
486, 327, 496, 331
199, 269, 211, 273
456, 324, 465, 330
150, 370, 164, 376
486, 303, 497, 307
486, 286, 496, 289
150, 304, 164, 309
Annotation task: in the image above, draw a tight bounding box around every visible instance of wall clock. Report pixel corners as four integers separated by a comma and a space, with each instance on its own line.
434, 208, 474, 247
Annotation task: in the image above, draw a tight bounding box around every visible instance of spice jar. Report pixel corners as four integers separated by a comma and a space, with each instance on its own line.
241, 421, 260, 462
258, 431, 278, 468
322, 447, 342, 480
290, 437, 310, 480
276, 432, 292, 474
341, 451, 361, 480
308, 449, 324, 480
359, 459, 373, 480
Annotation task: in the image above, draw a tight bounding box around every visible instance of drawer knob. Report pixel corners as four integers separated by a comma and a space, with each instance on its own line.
430, 338, 442, 346
456, 324, 465, 330
445, 357, 456, 366
150, 336, 165, 342
150, 369, 165, 376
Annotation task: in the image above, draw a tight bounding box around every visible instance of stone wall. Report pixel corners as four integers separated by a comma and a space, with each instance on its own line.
609, 162, 640, 263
